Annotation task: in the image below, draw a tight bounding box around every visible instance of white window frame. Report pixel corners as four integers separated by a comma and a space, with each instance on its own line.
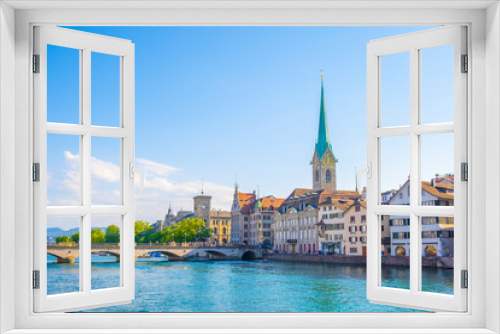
32, 26, 136, 313
366, 26, 467, 312
0, 2, 498, 333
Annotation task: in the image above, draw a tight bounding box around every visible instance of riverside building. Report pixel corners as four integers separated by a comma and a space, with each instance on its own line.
273, 76, 360, 254
230, 186, 284, 246
388, 175, 455, 257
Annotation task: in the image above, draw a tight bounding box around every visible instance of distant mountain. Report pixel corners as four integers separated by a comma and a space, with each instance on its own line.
47, 227, 79, 239
46, 227, 108, 241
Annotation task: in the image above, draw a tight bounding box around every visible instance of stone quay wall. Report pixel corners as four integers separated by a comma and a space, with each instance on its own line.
265, 254, 453, 269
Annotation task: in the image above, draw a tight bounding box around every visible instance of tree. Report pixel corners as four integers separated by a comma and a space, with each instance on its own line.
70, 232, 79, 243
105, 225, 120, 243
170, 218, 209, 243
91, 228, 105, 244
135, 220, 153, 243
56, 235, 69, 244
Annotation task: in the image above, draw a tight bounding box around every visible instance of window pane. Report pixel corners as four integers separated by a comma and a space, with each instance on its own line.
91, 136, 121, 206
380, 136, 410, 204
47, 45, 80, 124
47, 133, 80, 206
91, 52, 121, 127
382, 215, 410, 290
421, 133, 454, 206
91, 215, 121, 290
380, 52, 410, 127
47, 216, 81, 295
420, 216, 454, 295
421, 45, 454, 124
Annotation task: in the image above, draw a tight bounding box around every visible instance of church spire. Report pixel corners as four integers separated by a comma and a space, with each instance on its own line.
315, 74, 333, 159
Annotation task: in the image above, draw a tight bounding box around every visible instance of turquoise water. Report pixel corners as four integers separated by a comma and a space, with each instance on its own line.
47, 255, 454, 312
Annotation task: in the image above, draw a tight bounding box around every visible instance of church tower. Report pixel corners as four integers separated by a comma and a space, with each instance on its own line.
312, 75, 338, 192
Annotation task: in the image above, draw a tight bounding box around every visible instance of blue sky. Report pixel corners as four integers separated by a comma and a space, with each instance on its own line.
47, 26, 454, 225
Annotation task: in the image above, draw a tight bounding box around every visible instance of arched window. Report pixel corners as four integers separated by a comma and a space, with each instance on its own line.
223, 228, 226, 235
326, 170, 331, 182
315, 170, 319, 182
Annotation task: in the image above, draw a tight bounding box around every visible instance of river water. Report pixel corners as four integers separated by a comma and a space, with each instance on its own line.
47, 255, 454, 313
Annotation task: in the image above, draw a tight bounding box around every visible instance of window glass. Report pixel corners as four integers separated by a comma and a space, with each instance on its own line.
47, 216, 81, 295
91, 52, 121, 127
47, 45, 80, 124
421, 45, 454, 124
381, 136, 410, 204
380, 52, 410, 127
420, 216, 454, 295
381, 215, 410, 290
47, 134, 80, 206
91, 215, 121, 290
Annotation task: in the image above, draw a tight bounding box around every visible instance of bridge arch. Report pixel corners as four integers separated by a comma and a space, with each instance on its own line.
241, 250, 257, 260
205, 250, 228, 259
91, 250, 120, 262
47, 252, 77, 264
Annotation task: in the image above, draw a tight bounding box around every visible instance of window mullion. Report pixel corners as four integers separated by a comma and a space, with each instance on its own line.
409, 47, 420, 294
82, 48, 92, 293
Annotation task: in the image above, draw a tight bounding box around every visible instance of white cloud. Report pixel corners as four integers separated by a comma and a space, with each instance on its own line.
55, 151, 233, 223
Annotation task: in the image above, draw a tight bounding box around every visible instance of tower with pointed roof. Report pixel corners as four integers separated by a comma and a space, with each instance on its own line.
312, 75, 338, 192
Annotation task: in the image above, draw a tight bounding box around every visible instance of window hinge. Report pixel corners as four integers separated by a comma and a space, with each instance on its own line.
461, 54, 468, 73
33, 163, 40, 182
461, 162, 468, 181
461, 270, 468, 289
33, 54, 40, 73
33, 270, 40, 289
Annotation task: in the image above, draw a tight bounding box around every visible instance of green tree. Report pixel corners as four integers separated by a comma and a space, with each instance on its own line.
91, 228, 105, 244
135, 220, 153, 243
170, 218, 209, 243
105, 225, 120, 243
55, 235, 69, 244
70, 232, 80, 243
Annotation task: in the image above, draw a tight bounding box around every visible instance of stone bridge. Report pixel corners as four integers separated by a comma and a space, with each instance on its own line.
47, 244, 262, 263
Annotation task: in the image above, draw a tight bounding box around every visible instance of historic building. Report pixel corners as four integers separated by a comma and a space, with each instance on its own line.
230, 186, 284, 246
273, 76, 360, 254
312, 75, 338, 192
209, 209, 231, 244
388, 175, 455, 257
193, 193, 211, 226
152, 192, 232, 244
316, 198, 352, 255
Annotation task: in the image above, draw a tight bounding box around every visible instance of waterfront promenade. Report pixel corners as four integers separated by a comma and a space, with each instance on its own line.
265, 253, 454, 269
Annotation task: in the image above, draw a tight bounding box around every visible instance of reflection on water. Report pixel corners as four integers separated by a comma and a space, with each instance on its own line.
47, 255, 454, 312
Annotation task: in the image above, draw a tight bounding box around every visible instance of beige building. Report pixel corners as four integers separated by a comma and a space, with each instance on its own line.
209, 209, 231, 244
343, 200, 368, 256
316, 198, 353, 255
230, 186, 284, 246
274, 189, 360, 254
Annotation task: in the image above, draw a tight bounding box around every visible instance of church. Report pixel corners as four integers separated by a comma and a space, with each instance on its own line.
273, 75, 360, 254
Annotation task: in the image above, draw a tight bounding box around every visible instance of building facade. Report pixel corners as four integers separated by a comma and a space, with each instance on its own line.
316, 199, 351, 255
230, 186, 284, 245
388, 175, 455, 257
209, 209, 231, 244
273, 76, 360, 254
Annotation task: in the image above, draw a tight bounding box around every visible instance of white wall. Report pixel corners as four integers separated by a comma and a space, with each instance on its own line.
0, 2, 16, 333
485, 2, 500, 333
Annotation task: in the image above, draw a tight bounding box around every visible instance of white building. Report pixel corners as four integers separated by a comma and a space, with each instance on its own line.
388, 175, 455, 257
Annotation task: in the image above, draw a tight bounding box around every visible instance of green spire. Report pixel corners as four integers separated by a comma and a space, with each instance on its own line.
315, 75, 333, 159
255, 186, 262, 208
